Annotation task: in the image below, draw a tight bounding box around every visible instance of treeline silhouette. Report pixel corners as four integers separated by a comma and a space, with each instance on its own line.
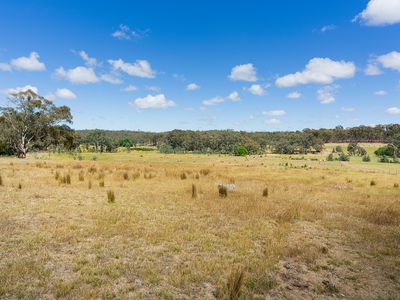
75, 124, 400, 155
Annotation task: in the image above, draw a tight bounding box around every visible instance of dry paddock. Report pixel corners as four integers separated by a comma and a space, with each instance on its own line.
0, 153, 399, 299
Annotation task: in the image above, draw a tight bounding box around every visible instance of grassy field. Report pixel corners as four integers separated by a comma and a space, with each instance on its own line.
0, 147, 399, 299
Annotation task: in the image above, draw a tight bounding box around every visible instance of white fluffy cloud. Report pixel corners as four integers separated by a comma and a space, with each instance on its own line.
122, 84, 138, 92
112, 24, 148, 40
265, 118, 281, 125
375, 90, 387, 96
364, 63, 382, 76
229, 63, 257, 82
386, 107, 400, 115
100, 73, 122, 84
341, 107, 355, 112
131, 94, 175, 109
9, 52, 46, 71
276, 58, 355, 87
376, 51, 400, 71
354, 0, 400, 26
227, 91, 240, 102
246, 84, 266, 96
287, 91, 301, 99
7, 85, 38, 95
79, 51, 97, 67
320, 24, 336, 33
262, 110, 286, 116
317, 85, 338, 104
202, 96, 225, 106
108, 59, 155, 78
56, 66, 99, 84
186, 83, 200, 91
0, 63, 11, 71
55, 88, 77, 100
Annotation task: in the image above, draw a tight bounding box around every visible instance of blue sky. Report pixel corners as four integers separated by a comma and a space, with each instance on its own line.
1, 0, 400, 131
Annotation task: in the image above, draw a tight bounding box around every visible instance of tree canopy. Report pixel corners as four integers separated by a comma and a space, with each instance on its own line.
0, 89, 72, 158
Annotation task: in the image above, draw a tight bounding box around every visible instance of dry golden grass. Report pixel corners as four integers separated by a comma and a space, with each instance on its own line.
0, 151, 399, 299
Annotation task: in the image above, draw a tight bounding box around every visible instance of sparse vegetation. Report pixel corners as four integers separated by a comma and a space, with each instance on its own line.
107, 190, 115, 203
0, 148, 399, 299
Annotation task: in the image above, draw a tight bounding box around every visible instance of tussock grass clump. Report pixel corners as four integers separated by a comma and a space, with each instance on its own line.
88, 180, 92, 189
218, 267, 245, 300
370, 180, 376, 186
180, 172, 187, 180
17, 183, 22, 190
144, 173, 155, 179
60, 174, 71, 184
364, 205, 400, 226
192, 183, 198, 199
78, 171, 85, 181
394, 183, 399, 188
123, 172, 129, 180
0, 174, 3, 186
99, 179, 105, 187
195, 173, 200, 180
107, 190, 115, 203
218, 184, 228, 198
88, 166, 97, 174
132, 171, 140, 180
262, 187, 269, 197
55, 171, 60, 181
200, 169, 210, 176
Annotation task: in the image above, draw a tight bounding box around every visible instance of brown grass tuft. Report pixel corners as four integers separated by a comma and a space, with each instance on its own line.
218, 267, 245, 300
192, 183, 198, 199
99, 179, 105, 187
107, 190, 115, 203
218, 185, 228, 198
262, 187, 269, 197
200, 169, 210, 176
0, 174, 3, 186
180, 172, 187, 180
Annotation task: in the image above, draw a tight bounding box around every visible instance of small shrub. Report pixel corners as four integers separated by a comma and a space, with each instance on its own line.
370, 180, 376, 186
338, 153, 350, 161
92, 156, 97, 161
78, 171, 85, 181
394, 183, 399, 188
234, 145, 248, 156
335, 145, 343, 153
192, 184, 198, 199
262, 187, 269, 197
362, 154, 371, 162
99, 179, 105, 187
218, 185, 228, 198
180, 172, 187, 180
107, 190, 115, 203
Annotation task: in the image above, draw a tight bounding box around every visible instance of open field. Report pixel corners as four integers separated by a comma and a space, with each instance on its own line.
1, 149, 400, 299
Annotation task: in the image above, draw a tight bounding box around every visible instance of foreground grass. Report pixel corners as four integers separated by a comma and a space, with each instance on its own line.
0, 151, 399, 299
